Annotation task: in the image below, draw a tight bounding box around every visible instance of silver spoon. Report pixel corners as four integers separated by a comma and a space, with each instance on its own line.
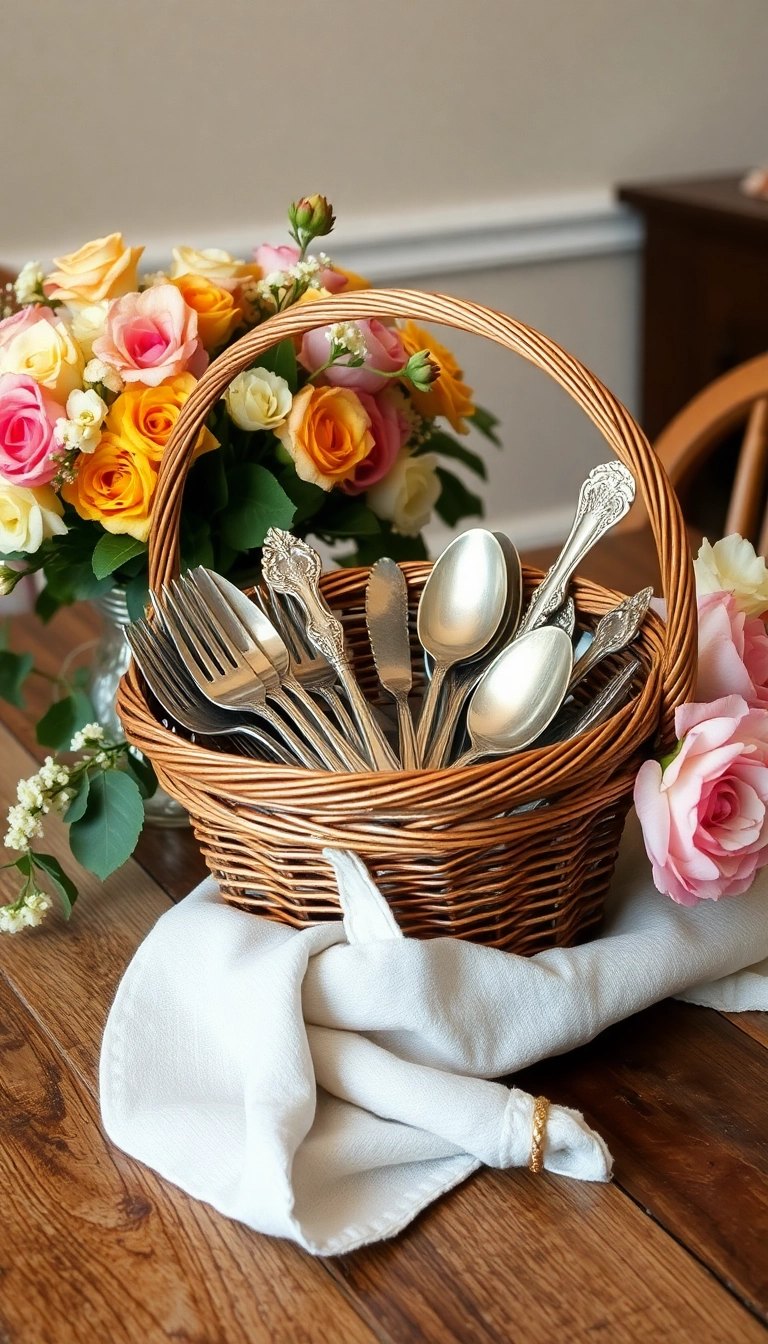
569, 587, 652, 689
548, 596, 576, 638
416, 529, 508, 758
423, 532, 523, 769
454, 626, 574, 767
517, 461, 636, 636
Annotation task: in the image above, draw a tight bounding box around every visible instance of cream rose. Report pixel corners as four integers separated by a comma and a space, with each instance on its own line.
367, 449, 441, 536
225, 368, 292, 431
0, 310, 84, 401
171, 246, 244, 289
0, 481, 67, 554
44, 233, 143, 304
694, 535, 768, 617
69, 301, 109, 359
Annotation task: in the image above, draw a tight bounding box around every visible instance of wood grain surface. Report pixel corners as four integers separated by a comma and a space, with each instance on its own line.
1, 530, 767, 1342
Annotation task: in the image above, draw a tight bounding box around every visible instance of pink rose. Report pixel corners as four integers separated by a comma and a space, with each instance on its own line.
635, 694, 768, 904
93, 285, 206, 387
253, 244, 346, 292
299, 319, 406, 394
0, 372, 62, 487
343, 389, 410, 494
0, 305, 57, 355
697, 590, 768, 710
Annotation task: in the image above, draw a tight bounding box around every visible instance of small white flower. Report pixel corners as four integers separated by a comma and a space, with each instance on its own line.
13, 260, 45, 306
327, 322, 368, 361
140, 270, 169, 289
23, 890, 52, 927
83, 358, 124, 394
64, 388, 106, 452
0, 889, 52, 934
225, 368, 293, 432
70, 722, 104, 752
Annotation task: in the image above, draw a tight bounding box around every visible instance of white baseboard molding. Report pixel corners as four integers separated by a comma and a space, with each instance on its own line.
7, 187, 643, 282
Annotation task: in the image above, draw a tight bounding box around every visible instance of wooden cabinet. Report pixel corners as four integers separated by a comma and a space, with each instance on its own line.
618, 175, 768, 440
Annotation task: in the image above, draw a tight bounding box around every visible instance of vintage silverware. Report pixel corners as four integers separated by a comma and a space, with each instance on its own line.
416, 529, 508, 758
569, 587, 652, 689
548, 596, 577, 637
193, 568, 369, 772
423, 533, 523, 769
125, 619, 299, 765
366, 558, 419, 770
453, 626, 574, 767
154, 584, 329, 770
261, 528, 399, 770
535, 658, 641, 748
517, 462, 636, 636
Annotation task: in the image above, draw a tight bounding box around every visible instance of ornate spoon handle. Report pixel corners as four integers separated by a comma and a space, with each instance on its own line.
262, 530, 399, 771
517, 462, 636, 636
569, 587, 652, 690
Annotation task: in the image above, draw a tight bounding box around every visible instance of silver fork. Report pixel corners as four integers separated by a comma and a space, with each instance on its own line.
125, 619, 299, 765
156, 582, 335, 770
253, 586, 366, 753
192, 569, 368, 772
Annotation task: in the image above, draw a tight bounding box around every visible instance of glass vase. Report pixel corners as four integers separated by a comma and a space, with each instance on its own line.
89, 589, 189, 829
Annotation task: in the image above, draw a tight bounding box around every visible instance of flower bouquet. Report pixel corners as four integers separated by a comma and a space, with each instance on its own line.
0, 195, 500, 928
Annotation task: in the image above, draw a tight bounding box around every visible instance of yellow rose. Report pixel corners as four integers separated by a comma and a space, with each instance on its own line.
398, 321, 475, 435
62, 431, 157, 541
44, 233, 143, 304
106, 375, 217, 463
0, 481, 67, 554
367, 449, 441, 536
276, 384, 373, 490
333, 267, 371, 291
171, 246, 245, 288
170, 273, 241, 351
694, 535, 768, 616
0, 312, 85, 401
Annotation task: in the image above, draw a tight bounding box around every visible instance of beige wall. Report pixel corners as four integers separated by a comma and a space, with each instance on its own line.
1, 0, 766, 544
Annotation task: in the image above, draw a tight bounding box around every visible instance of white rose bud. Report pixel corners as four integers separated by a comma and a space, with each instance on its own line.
69, 301, 109, 359
225, 368, 292, 432
0, 482, 67, 555
13, 260, 45, 307
64, 388, 107, 452
367, 449, 441, 537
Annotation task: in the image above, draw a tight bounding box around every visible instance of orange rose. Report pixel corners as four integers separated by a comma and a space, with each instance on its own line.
44, 233, 143, 305
106, 374, 217, 462
62, 431, 157, 541
170, 273, 242, 351
398, 321, 475, 435
275, 385, 373, 490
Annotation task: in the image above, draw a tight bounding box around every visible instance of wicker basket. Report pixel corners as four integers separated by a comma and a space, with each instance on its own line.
118, 289, 697, 954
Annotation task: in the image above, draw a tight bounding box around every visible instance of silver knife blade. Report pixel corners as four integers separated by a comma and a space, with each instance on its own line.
366, 558, 413, 696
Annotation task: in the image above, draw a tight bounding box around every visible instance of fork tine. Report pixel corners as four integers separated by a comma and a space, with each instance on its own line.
157, 585, 222, 684
171, 577, 236, 669
188, 568, 255, 657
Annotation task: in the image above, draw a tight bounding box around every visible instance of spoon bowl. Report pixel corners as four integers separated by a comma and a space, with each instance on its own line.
456, 626, 573, 766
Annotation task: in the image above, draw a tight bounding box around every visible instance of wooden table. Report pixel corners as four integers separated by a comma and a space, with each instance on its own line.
1, 531, 767, 1344
617, 174, 768, 439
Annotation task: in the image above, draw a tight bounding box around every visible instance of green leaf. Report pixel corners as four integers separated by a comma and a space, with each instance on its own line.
15, 852, 32, 876
40, 524, 114, 604
35, 585, 61, 624
186, 447, 229, 516
424, 430, 487, 480
220, 464, 296, 553
277, 469, 326, 525
434, 469, 484, 528
36, 690, 96, 750
316, 502, 381, 538
0, 649, 33, 708
125, 574, 150, 623
124, 752, 158, 800
92, 534, 148, 581
471, 404, 502, 447
31, 852, 79, 919
0, 620, 8, 650
179, 515, 214, 573
255, 340, 298, 393
64, 772, 90, 823
69, 770, 144, 881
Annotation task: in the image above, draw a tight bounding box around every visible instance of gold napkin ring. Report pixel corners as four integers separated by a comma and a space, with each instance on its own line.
529, 1095, 549, 1173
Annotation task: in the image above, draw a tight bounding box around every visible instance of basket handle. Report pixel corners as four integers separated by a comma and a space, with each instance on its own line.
150, 288, 696, 745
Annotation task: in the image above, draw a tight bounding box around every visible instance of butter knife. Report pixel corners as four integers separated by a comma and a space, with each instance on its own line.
366, 558, 419, 770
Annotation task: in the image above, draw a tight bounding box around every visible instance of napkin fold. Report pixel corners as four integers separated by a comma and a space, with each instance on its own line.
100, 812, 768, 1256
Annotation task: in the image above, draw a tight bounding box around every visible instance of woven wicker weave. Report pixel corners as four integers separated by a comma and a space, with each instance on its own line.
117, 289, 697, 953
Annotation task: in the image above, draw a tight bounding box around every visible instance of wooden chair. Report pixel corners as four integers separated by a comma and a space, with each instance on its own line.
622, 351, 768, 552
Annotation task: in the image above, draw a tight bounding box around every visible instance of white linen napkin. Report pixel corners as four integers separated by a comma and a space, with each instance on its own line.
100, 811, 768, 1256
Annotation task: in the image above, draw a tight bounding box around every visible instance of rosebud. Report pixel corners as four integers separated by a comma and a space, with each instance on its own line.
0, 565, 23, 596
403, 349, 440, 394
288, 194, 335, 241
